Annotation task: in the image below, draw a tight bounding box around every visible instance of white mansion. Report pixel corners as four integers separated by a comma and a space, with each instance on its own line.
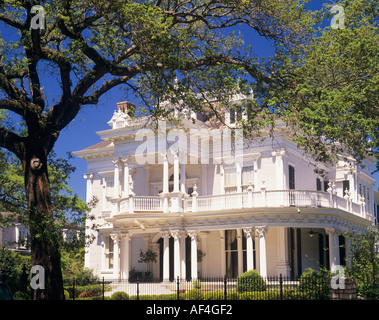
74, 100, 378, 282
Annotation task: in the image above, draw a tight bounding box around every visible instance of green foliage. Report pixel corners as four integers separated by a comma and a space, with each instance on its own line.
0, 245, 18, 281
138, 249, 157, 264
345, 226, 379, 299
258, 0, 379, 169
111, 291, 129, 300
61, 248, 99, 286
236, 270, 267, 292
298, 268, 330, 300
186, 288, 204, 300
129, 267, 153, 282
204, 291, 224, 300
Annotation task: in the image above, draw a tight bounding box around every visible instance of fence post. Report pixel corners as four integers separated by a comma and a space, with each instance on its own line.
73, 279, 75, 300
177, 276, 180, 300
279, 274, 283, 300
224, 275, 227, 300
102, 277, 105, 300
136, 277, 140, 301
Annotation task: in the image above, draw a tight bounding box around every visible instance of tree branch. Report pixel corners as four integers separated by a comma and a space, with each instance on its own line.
0, 127, 25, 160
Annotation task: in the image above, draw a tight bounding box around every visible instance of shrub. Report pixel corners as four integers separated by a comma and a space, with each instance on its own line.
65, 284, 109, 299
130, 293, 178, 300
186, 289, 204, 300
204, 291, 224, 300
111, 291, 129, 300
236, 270, 267, 292
298, 268, 330, 300
64, 290, 70, 300
78, 291, 96, 298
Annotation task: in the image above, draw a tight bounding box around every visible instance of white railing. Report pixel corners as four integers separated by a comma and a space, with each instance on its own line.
133, 196, 161, 212
111, 189, 372, 221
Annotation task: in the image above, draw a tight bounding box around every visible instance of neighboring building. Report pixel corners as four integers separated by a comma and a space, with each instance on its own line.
0, 212, 83, 252
0, 213, 30, 252
74, 100, 376, 281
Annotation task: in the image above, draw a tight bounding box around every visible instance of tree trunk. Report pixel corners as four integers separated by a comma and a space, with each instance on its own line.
24, 146, 64, 300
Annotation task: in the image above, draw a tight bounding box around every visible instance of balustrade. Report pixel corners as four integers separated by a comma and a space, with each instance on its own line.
105, 189, 370, 220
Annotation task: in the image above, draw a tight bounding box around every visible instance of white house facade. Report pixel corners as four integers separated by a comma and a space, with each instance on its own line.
74, 100, 376, 282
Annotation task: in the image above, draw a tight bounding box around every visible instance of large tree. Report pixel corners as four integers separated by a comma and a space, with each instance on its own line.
0, 0, 377, 299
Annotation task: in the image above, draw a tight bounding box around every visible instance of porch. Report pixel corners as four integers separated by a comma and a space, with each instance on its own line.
100, 226, 347, 283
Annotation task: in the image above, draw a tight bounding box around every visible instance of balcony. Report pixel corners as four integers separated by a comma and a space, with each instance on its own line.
107, 187, 373, 222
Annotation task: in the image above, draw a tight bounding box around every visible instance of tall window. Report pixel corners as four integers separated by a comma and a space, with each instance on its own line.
224, 167, 237, 187
105, 236, 114, 269
225, 230, 238, 278
342, 180, 350, 195
289, 165, 295, 190
316, 178, 322, 191
241, 166, 254, 186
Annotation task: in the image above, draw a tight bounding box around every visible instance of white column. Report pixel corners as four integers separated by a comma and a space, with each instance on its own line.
122, 157, 130, 198
180, 153, 187, 194
257, 227, 267, 278
189, 231, 198, 280
220, 163, 225, 194
326, 228, 340, 269
220, 230, 226, 277
112, 234, 120, 279
244, 228, 255, 271
101, 237, 106, 271
112, 158, 120, 198
237, 229, 243, 275
172, 149, 180, 192
161, 153, 169, 213
162, 153, 169, 194
172, 231, 181, 280
236, 161, 242, 193
276, 227, 290, 277
83, 173, 94, 268
161, 231, 170, 281
120, 234, 130, 280
179, 231, 187, 280
83, 173, 94, 202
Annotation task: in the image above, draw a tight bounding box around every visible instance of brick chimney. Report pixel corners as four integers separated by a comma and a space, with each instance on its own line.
117, 101, 135, 117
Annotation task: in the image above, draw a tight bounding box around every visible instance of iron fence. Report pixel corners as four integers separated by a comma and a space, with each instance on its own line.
68, 274, 331, 300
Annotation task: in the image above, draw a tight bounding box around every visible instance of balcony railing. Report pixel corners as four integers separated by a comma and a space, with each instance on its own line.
109, 189, 372, 221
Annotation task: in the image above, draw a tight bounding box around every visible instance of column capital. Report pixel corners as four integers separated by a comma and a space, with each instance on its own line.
119, 233, 130, 241
178, 231, 188, 238
160, 231, 171, 239
111, 233, 122, 242
255, 227, 267, 237
243, 227, 255, 237
171, 230, 181, 239
121, 156, 131, 164
112, 157, 121, 166
188, 231, 198, 239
